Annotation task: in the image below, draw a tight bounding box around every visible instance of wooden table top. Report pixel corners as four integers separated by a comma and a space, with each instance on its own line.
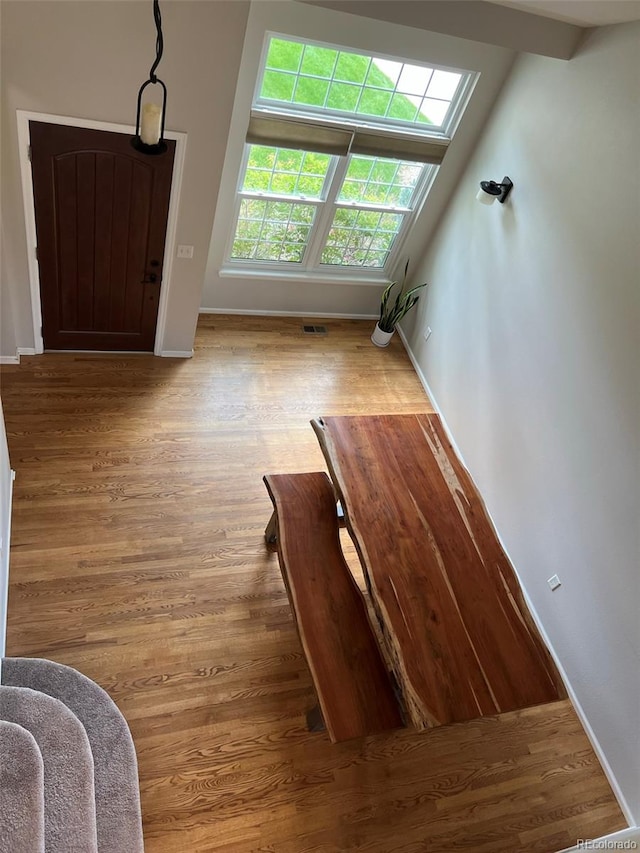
312, 413, 566, 729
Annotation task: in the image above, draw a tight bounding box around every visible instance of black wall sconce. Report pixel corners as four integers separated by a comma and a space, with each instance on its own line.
476, 176, 513, 205
132, 0, 168, 155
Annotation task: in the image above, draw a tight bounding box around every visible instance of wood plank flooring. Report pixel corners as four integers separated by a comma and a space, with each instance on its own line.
1, 315, 626, 852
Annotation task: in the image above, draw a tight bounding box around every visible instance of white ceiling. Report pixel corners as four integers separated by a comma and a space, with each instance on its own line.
486, 0, 640, 26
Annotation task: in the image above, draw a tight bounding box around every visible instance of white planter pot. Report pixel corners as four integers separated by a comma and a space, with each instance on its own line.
371, 323, 395, 348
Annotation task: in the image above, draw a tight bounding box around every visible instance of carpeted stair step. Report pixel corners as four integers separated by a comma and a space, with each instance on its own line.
0, 685, 98, 853
2, 657, 144, 853
0, 720, 45, 853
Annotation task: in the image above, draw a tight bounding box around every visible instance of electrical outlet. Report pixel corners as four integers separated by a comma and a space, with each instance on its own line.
547, 574, 562, 591
177, 244, 194, 259
424, 326, 432, 341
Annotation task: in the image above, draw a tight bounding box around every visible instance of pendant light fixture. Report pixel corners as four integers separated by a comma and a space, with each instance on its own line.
132, 0, 168, 155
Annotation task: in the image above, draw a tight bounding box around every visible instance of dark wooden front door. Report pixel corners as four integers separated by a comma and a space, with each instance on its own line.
30, 121, 175, 352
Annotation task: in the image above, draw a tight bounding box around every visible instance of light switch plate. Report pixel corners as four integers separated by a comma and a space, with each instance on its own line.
177, 245, 194, 259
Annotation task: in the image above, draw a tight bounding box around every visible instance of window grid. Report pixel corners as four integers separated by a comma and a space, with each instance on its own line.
321, 209, 404, 268
242, 148, 330, 199
230, 146, 428, 269
338, 157, 424, 208
232, 199, 316, 263
266, 68, 454, 125
284, 70, 452, 124
261, 39, 462, 128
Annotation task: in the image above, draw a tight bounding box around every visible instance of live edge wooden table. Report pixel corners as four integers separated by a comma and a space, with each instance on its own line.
311, 413, 566, 730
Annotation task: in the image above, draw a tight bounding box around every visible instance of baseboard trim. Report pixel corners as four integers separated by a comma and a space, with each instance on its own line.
199, 308, 378, 320
1, 347, 38, 364
396, 325, 635, 828
4, 348, 194, 361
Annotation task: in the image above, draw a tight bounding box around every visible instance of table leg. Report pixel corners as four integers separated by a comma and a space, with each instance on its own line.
264, 510, 278, 551
306, 704, 326, 734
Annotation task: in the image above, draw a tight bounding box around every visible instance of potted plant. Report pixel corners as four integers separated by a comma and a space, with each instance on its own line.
371, 261, 428, 347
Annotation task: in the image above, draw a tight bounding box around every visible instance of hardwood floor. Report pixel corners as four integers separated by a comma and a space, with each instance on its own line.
1, 315, 625, 852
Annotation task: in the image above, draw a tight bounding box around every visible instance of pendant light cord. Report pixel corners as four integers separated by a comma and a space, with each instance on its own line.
148, 0, 163, 84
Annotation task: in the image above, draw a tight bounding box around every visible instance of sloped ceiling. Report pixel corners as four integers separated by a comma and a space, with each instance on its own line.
486, 0, 640, 26
298, 0, 584, 58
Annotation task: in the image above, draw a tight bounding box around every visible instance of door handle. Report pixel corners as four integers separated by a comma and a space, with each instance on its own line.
142, 272, 158, 283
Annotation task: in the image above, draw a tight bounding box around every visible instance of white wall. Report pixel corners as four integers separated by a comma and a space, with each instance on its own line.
1, 221, 18, 362
402, 22, 640, 822
202, 1, 516, 316
0, 0, 249, 358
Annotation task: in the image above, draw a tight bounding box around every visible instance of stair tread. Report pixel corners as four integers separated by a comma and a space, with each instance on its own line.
0, 685, 98, 853
2, 657, 144, 853
0, 720, 45, 853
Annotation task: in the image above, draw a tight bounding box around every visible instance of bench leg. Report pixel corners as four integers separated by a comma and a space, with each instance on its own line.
306, 704, 326, 734
264, 510, 278, 551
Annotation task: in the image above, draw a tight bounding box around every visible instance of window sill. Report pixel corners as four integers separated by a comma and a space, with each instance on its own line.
218, 265, 390, 288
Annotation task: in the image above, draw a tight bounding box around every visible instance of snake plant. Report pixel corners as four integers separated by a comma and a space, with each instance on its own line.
378, 261, 428, 333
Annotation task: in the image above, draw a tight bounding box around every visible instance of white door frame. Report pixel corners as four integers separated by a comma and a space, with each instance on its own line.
17, 110, 187, 356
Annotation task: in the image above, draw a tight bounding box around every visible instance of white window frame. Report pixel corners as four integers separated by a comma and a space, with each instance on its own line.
252, 33, 469, 139
222, 34, 474, 280
209, 3, 480, 288
223, 145, 436, 277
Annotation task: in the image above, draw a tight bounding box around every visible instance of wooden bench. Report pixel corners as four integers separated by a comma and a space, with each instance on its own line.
263, 471, 403, 743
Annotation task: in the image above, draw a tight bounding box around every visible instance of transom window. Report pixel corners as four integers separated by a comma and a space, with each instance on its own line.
225, 35, 472, 278
260, 38, 463, 129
